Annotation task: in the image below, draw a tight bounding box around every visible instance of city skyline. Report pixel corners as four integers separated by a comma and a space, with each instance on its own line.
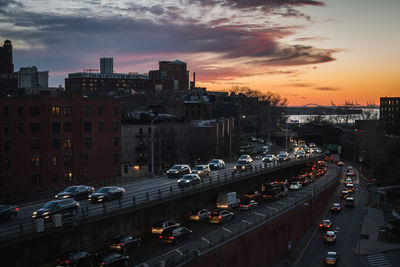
0, 0, 399, 105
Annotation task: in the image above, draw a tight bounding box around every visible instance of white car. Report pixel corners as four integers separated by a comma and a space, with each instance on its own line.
289, 182, 302, 190
239, 155, 253, 163
262, 154, 277, 163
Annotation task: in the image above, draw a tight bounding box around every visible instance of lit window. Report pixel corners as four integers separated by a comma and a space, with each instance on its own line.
64, 138, 72, 149
52, 156, 57, 167
52, 106, 61, 116
64, 172, 72, 182
32, 157, 40, 167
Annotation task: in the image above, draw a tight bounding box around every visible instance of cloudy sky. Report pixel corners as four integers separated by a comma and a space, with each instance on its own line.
1, 0, 399, 105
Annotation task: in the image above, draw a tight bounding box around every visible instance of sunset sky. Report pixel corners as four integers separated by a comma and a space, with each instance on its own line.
1, 0, 399, 106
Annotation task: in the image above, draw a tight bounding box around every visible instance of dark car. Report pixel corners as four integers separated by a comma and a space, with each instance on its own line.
345, 197, 355, 208
56, 250, 94, 267
109, 235, 141, 252
55, 185, 95, 200
324, 251, 340, 265
192, 165, 211, 177
277, 152, 290, 162
330, 203, 341, 213
94, 253, 129, 267
166, 164, 192, 178
32, 199, 80, 221
177, 174, 201, 187
341, 190, 349, 199
88, 186, 125, 203
324, 231, 337, 243
151, 220, 180, 235
208, 159, 225, 170
0, 204, 19, 220
189, 209, 210, 221
209, 209, 234, 224
239, 198, 258, 210
233, 160, 253, 172
159, 226, 192, 244
319, 219, 332, 230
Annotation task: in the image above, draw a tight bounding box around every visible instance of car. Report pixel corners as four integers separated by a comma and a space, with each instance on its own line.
189, 209, 210, 222
324, 251, 340, 265
330, 203, 341, 213
32, 199, 80, 221
208, 159, 225, 170
304, 146, 311, 153
341, 190, 349, 199
0, 204, 19, 220
324, 231, 337, 243
159, 226, 192, 244
56, 250, 95, 267
177, 174, 201, 187
88, 186, 125, 203
337, 161, 344, 166
319, 219, 332, 230
109, 235, 141, 252
346, 170, 356, 177
344, 178, 353, 184
166, 164, 192, 178
262, 154, 277, 163
309, 143, 316, 148
238, 155, 253, 163
191, 165, 211, 177
345, 183, 354, 193
289, 182, 302, 190
345, 197, 355, 207
209, 209, 234, 224
295, 150, 306, 159
233, 160, 253, 172
55, 185, 95, 200
151, 220, 180, 234
277, 152, 290, 162
239, 198, 258, 210
94, 253, 129, 267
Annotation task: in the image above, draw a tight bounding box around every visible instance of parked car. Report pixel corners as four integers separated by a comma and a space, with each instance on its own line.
177, 174, 201, 187
209, 209, 234, 224
324, 231, 337, 243
151, 220, 180, 234
32, 199, 80, 221
233, 160, 253, 172
324, 251, 340, 265
88, 186, 125, 203
93, 253, 129, 267
191, 165, 211, 177
166, 164, 192, 178
239, 198, 258, 210
262, 154, 277, 163
239, 155, 253, 163
0, 204, 19, 220
55, 185, 94, 200
330, 203, 342, 213
319, 219, 332, 230
56, 250, 95, 267
159, 226, 192, 244
109, 235, 141, 252
189, 209, 210, 222
208, 159, 225, 170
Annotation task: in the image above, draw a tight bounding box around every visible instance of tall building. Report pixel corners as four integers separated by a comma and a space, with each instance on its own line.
100, 57, 113, 74
0, 39, 18, 95
18, 66, 49, 88
0, 91, 122, 200
149, 60, 189, 91
380, 97, 400, 135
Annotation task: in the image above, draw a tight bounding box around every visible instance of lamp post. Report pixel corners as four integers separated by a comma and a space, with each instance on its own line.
151, 116, 161, 177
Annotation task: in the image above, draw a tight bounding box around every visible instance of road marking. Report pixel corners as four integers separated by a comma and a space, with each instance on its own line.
266, 206, 278, 211
241, 219, 253, 225
175, 249, 183, 256
254, 212, 266, 217
201, 237, 210, 244
222, 227, 232, 233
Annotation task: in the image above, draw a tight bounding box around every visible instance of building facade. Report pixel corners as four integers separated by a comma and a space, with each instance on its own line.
0, 91, 122, 200
380, 97, 400, 135
149, 60, 189, 91
100, 57, 113, 74
18, 66, 49, 88
0, 40, 18, 95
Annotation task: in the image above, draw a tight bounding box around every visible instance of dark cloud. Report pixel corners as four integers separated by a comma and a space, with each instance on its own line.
190, 0, 325, 9
273, 7, 311, 21
315, 87, 339, 91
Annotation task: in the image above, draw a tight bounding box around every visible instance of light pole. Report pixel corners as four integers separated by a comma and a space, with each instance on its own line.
151, 116, 161, 177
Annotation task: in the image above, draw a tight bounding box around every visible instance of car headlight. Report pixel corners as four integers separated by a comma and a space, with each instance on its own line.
242, 166, 245, 170
33, 211, 37, 216
185, 180, 190, 183
63, 195, 70, 198
98, 195, 104, 198
234, 166, 237, 169
55, 195, 59, 198
43, 211, 49, 216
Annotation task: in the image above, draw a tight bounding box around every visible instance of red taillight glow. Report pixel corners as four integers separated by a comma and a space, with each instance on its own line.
169, 236, 174, 240
119, 243, 123, 246
327, 225, 331, 227
159, 235, 163, 239
15, 208, 19, 211
209, 215, 211, 218
319, 224, 323, 227
101, 262, 105, 266
66, 260, 70, 264
56, 259, 59, 262
219, 216, 222, 219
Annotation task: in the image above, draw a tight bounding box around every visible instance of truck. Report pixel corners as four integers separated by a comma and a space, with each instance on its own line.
216, 192, 240, 209
261, 182, 288, 200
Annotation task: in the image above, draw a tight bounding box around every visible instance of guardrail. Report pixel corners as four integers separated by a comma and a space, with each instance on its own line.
0, 154, 323, 243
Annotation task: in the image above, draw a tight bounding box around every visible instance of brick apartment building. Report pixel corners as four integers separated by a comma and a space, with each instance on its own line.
0, 91, 121, 200
149, 60, 189, 91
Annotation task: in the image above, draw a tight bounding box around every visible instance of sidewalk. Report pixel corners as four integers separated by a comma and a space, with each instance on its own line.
356, 207, 400, 255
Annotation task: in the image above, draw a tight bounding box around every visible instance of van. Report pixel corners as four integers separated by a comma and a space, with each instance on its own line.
216, 192, 240, 209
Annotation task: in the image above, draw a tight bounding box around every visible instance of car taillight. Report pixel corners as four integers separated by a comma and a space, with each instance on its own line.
101, 262, 105, 266
15, 207, 19, 211
327, 225, 331, 227
240, 205, 242, 207
209, 215, 211, 218
319, 224, 323, 227
119, 243, 123, 246
56, 259, 59, 263
159, 235, 163, 239
66, 260, 70, 264
219, 216, 222, 219
169, 236, 174, 239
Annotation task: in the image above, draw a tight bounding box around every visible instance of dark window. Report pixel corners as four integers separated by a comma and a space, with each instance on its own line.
4, 159, 10, 169
98, 122, 103, 132
114, 121, 119, 130
98, 106, 103, 115
52, 139, 61, 149
31, 123, 40, 133
83, 155, 89, 164
52, 122, 61, 132
3, 123, 9, 134
3, 106, 8, 116
63, 155, 72, 165
32, 157, 40, 167
52, 106, 60, 116
31, 140, 40, 150
32, 174, 40, 185
63, 122, 72, 132
139, 128, 143, 135
113, 106, 119, 116
18, 123, 23, 133
4, 176, 10, 186
114, 153, 119, 163
83, 171, 89, 181
148, 127, 151, 135
18, 106, 23, 116
84, 138, 92, 148
4, 141, 9, 152
64, 138, 72, 149
51, 174, 58, 184
124, 165, 128, 174
114, 137, 119, 147
83, 122, 91, 132
63, 106, 72, 116
30, 106, 40, 116
83, 106, 92, 116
